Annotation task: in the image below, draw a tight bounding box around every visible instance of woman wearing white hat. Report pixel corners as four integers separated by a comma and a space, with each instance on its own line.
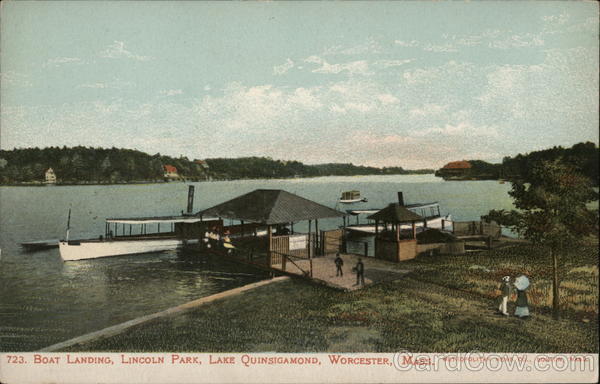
513, 275, 530, 318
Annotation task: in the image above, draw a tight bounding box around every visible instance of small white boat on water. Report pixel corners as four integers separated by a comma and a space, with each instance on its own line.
339, 190, 368, 204
345, 202, 452, 235
58, 215, 216, 261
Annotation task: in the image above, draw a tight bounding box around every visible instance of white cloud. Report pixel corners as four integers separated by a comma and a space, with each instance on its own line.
404, 28, 546, 53
288, 87, 323, 110
394, 40, 419, 47
422, 43, 458, 53
160, 89, 183, 96
409, 104, 448, 117
43, 57, 84, 68
402, 60, 474, 85
99, 41, 152, 61
377, 94, 399, 105
375, 59, 413, 68
323, 39, 382, 55
304, 56, 371, 75
542, 12, 570, 25
79, 83, 108, 89
329, 103, 346, 114
0, 71, 32, 87
487, 33, 544, 49
273, 58, 294, 75
77, 79, 135, 89
344, 102, 373, 113
412, 121, 499, 138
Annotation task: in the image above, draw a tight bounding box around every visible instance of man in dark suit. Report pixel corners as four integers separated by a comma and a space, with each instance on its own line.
335, 253, 344, 277
354, 258, 365, 286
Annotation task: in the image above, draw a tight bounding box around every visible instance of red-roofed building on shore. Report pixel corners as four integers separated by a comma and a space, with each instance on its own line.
443, 161, 472, 171
435, 160, 472, 179
163, 165, 180, 180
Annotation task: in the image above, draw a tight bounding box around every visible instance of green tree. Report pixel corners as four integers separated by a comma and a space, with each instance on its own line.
490, 159, 598, 319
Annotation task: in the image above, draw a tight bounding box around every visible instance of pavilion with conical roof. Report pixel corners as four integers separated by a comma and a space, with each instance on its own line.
366, 199, 425, 262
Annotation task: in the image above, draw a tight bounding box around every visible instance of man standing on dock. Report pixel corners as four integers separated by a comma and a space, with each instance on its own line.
335, 253, 344, 277
354, 258, 365, 286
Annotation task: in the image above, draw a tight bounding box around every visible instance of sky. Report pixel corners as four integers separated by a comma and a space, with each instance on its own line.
1, 1, 598, 169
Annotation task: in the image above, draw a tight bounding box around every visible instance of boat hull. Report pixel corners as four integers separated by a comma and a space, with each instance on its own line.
59, 238, 184, 261
339, 198, 368, 204
346, 215, 453, 234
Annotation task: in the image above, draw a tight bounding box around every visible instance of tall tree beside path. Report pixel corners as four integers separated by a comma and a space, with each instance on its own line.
487, 159, 598, 319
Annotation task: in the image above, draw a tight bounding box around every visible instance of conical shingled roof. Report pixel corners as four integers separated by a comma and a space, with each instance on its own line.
198, 189, 345, 225
366, 203, 423, 223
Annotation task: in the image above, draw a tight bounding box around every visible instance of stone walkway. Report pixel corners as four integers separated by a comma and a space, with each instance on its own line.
272, 253, 410, 291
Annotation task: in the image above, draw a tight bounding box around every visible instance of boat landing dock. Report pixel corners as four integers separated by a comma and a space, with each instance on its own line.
270, 253, 410, 291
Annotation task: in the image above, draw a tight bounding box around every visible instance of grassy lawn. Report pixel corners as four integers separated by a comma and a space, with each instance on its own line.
402, 241, 599, 322
65, 242, 599, 353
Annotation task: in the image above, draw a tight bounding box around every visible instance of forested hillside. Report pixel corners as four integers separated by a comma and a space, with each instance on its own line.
434, 142, 599, 185
0, 147, 432, 185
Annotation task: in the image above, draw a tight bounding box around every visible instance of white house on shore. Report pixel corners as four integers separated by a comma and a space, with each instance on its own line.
45, 168, 57, 184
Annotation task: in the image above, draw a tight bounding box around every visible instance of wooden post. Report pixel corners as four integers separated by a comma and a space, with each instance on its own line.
480, 221, 483, 235
396, 222, 400, 242
308, 220, 312, 259
315, 219, 319, 256
290, 222, 294, 234
129, 225, 132, 236
487, 236, 492, 250
441, 219, 445, 231
267, 225, 272, 267
375, 220, 379, 237
364, 242, 369, 257
411, 221, 416, 239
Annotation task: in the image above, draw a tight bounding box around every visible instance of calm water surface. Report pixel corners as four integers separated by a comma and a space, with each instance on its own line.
0, 174, 514, 351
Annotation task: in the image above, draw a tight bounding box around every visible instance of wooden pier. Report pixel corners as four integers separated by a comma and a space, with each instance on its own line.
270, 252, 410, 291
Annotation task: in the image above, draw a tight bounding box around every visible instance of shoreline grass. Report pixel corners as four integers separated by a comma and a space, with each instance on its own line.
64, 244, 599, 353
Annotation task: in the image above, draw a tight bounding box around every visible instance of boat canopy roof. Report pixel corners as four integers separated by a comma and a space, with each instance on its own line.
405, 202, 439, 210
105, 215, 217, 225
348, 202, 438, 216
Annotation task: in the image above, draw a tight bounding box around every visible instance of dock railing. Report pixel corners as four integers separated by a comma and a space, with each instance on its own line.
452, 220, 501, 239
270, 250, 312, 277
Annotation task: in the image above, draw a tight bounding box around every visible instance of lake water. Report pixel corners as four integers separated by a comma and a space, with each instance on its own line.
0, 174, 515, 351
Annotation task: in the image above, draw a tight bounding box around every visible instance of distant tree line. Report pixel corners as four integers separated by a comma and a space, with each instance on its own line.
0, 147, 432, 185
0, 146, 209, 184
501, 141, 599, 185
435, 142, 599, 185
204, 157, 432, 180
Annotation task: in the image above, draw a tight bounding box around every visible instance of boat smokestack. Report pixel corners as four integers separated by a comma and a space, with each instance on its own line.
397, 192, 405, 206
186, 185, 195, 214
